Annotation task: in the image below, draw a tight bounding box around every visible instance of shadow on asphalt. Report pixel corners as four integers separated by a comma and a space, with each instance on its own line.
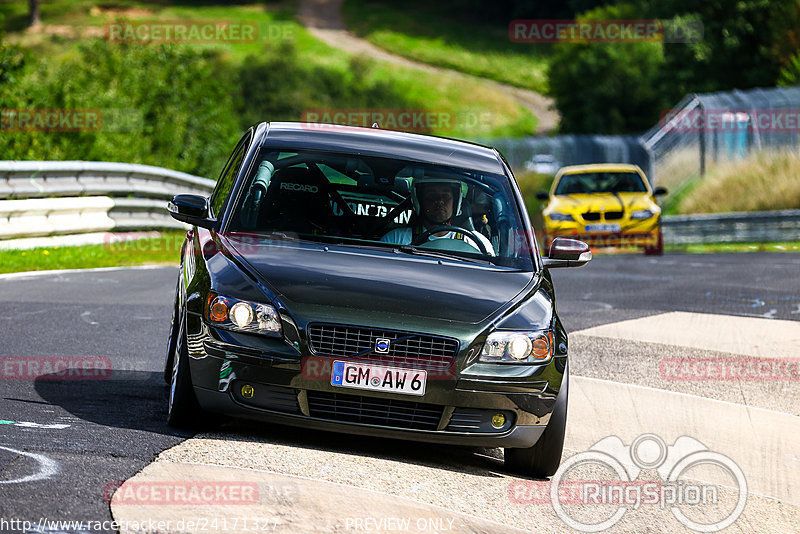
32, 371, 193, 438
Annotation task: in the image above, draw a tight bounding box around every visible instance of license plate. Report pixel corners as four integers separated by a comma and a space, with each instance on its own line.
331, 361, 427, 396
585, 224, 621, 233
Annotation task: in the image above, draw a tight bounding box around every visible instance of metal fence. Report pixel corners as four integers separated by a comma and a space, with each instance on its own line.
492, 85, 800, 197
641, 86, 800, 190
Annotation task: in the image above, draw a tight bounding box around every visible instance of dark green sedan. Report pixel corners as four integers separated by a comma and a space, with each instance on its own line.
164, 122, 591, 478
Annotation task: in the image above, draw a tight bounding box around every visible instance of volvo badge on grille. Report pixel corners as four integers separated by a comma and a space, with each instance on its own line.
375, 338, 391, 353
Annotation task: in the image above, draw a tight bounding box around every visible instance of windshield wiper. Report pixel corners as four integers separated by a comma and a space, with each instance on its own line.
394, 245, 492, 265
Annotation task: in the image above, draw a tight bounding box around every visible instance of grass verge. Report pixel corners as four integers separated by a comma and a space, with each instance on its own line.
678, 151, 800, 214
664, 241, 800, 254
342, 0, 551, 94
0, 232, 184, 274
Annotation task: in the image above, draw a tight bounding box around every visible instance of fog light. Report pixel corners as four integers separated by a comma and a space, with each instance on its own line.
241, 384, 254, 399
491, 413, 506, 429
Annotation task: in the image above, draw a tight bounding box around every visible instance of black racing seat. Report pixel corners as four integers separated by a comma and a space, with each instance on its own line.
258, 166, 332, 234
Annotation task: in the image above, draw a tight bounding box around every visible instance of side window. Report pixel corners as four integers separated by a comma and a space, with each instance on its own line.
210, 134, 250, 217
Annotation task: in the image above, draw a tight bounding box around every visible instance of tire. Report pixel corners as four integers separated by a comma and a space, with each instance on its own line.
505, 364, 569, 478
644, 228, 664, 256
167, 310, 211, 429
163, 285, 180, 384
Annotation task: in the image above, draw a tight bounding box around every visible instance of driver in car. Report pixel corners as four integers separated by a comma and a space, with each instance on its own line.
380, 175, 495, 255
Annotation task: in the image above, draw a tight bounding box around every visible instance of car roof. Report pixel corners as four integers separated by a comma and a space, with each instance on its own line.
258, 122, 506, 175
557, 163, 644, 175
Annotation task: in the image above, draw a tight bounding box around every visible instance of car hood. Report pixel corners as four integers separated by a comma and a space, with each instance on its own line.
224, 238, 535, 326
547, 192, 656, 213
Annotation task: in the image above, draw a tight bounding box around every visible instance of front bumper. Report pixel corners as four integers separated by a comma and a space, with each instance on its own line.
543, 219, 660, 249
184, 315, 565, 449
194, 387, 546, 448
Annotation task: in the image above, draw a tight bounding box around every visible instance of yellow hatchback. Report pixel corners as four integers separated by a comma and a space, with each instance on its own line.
536, 164, 667, 255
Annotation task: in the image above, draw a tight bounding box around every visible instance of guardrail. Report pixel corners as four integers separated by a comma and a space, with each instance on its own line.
1, 161, 798, 247
0, 161, 214, 241
662, 210, 800, 245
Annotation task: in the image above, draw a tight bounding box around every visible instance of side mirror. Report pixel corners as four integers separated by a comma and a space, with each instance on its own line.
653, 186, 668, 196
543, 237, 591, 268
535, 190, 550, 201
167, 194, 215, 229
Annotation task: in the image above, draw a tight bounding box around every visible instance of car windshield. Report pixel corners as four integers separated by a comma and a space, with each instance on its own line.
227, 149, 535, 270
554, 172, 647, 195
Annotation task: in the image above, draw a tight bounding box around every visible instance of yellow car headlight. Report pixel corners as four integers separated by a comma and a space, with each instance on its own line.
630, 209, 654, 220
548, 212, 574, 221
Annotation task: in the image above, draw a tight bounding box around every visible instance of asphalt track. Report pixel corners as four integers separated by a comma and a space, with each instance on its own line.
0, 252, 798, 533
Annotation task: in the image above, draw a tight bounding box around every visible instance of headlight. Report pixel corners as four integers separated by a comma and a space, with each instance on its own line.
205, 293, 281, 336
630, 210, 654, 220
548, 212, 574, 221
480, 330, 554, 364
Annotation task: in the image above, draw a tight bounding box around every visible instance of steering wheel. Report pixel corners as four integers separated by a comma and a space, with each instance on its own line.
411, 225, 489, 255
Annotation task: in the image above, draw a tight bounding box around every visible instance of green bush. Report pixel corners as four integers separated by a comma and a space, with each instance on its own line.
3, 39, 241, 178
2, 38, 422, 178
235, 42, 414, 129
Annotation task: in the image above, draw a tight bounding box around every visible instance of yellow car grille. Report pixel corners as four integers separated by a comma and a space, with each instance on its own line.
581, 211, 624, 221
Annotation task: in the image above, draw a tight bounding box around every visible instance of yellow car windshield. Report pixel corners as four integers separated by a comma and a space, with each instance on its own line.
555, 172, 647, 195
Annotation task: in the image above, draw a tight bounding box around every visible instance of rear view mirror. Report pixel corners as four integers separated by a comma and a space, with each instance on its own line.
653, 186, 668, 196
535, 190, 549, 201
543, 237, 591, 268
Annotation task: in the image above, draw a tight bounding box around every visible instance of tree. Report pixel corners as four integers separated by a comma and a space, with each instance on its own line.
643, 0, 800, 102
29, 0, 40, 27
547, 4, 667, 134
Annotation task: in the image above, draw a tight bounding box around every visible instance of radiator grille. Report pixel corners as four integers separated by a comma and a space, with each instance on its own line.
307, 324, 457, 370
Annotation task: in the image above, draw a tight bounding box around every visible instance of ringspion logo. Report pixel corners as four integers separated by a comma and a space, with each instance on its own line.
523, 434, 747, 532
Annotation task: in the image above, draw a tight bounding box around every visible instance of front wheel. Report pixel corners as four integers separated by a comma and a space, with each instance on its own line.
167, 310, 211, 429
505, 364, 569, 478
